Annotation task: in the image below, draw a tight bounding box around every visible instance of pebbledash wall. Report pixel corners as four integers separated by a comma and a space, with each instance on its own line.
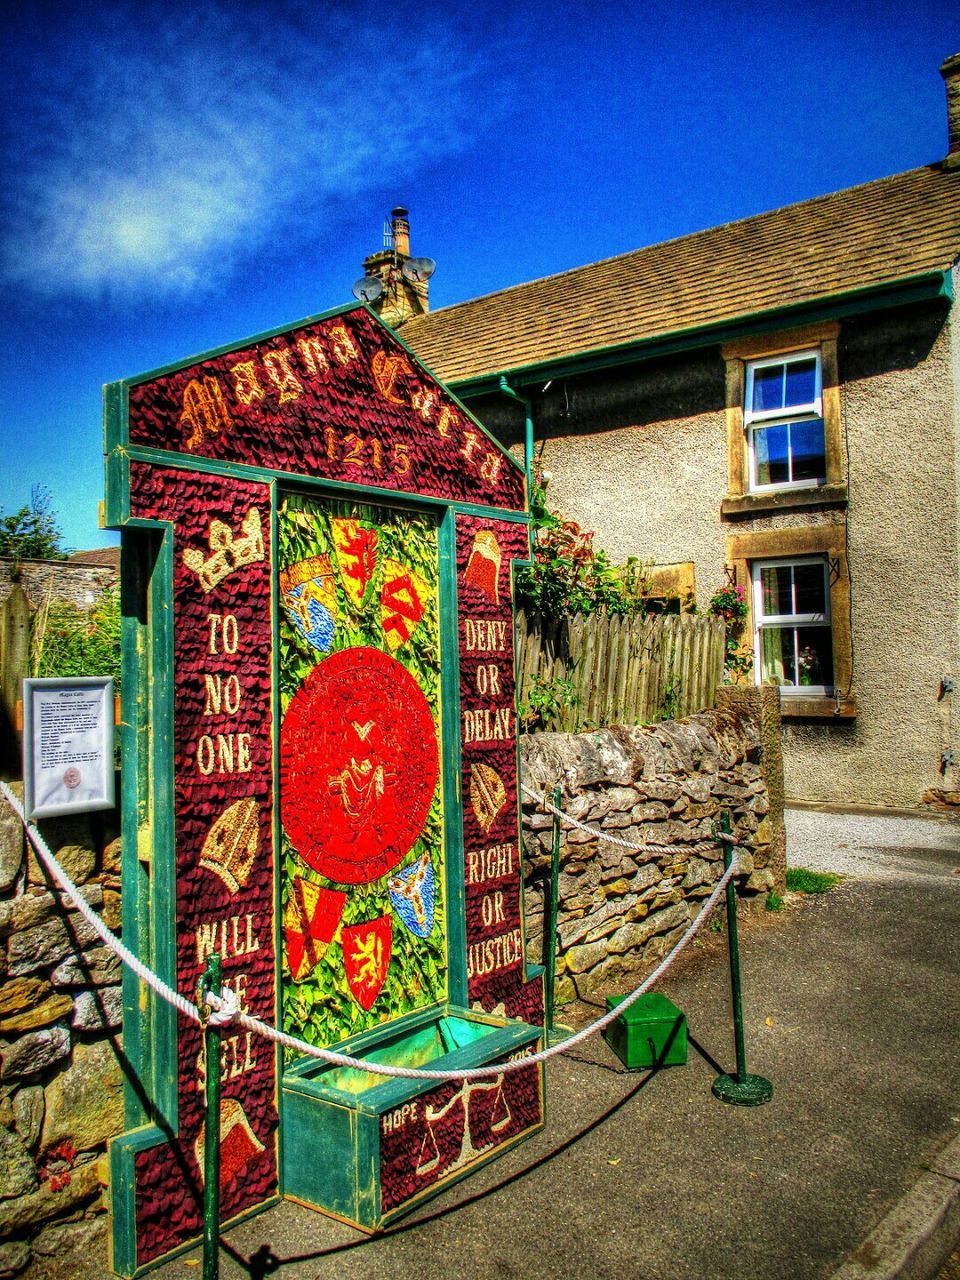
0, 688, 781, 1273
519, 686, 785, 1001
471, 297, 960, 810
0, 785, 121, 1277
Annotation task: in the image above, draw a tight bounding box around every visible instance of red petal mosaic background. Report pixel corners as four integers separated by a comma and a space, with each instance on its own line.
279, 647, 438, 885
127, 308, 524, 512
379, 1056, 543, 1213
455, 515, 542, 1020
129, 464, 277, 1265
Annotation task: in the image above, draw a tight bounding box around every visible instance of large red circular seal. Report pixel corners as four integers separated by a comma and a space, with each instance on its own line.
280, 647, 439, 885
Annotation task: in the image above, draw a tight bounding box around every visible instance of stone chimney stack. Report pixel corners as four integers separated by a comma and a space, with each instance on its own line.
359, 206, 431, 329
941, 53, 960, 168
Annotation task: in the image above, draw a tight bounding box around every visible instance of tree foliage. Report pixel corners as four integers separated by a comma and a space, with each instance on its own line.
0, 486, 69, 560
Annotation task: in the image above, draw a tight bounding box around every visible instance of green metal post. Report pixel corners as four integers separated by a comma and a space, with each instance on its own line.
712, 811, 773, 1107
543, 785, 562, 1040
200, 955, 223, 1279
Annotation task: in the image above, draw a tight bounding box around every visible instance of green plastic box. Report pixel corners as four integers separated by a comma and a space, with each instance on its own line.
602, 991, 687, 1069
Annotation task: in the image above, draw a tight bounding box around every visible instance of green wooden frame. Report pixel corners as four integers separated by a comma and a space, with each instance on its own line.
105, 301, 536, 1274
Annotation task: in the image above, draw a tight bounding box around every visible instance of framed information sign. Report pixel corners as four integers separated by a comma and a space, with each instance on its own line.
22, 676, 115, 819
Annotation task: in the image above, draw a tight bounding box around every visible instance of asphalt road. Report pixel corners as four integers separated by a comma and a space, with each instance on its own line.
27, 805, 960, 1280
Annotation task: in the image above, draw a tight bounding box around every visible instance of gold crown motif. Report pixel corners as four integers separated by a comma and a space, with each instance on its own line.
183, 506, 264, 593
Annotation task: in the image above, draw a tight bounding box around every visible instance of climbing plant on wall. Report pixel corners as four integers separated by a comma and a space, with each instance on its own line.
707, 581, 753, 682
515, 468, 650, 620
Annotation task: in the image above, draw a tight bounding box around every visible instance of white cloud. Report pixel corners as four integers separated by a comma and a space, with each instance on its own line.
0, 0, 505, 299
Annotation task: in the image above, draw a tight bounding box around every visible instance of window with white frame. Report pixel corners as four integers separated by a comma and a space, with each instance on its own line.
745, 350, 825, 492
752, 557, 833, 693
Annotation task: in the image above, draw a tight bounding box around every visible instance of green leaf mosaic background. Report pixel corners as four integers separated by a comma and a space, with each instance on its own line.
278, 493, 448, 1049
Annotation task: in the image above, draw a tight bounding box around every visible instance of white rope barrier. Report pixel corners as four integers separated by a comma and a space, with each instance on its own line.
0, 782, 203, 1022
206, 986, 240, 1028
520, 783, 735, 854
1, 780, 737, 1082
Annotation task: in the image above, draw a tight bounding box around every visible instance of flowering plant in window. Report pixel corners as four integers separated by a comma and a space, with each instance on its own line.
797, 645, 820, 685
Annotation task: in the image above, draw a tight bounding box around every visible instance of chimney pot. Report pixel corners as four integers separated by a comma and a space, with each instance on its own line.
940, 52, 960, 165
391, 207, 411, 259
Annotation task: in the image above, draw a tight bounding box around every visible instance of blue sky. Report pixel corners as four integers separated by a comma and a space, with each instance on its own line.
2, 0, 959, 552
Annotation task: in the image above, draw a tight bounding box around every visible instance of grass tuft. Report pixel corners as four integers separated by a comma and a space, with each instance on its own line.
786, 866, 842, 894
765, 890, 785, 912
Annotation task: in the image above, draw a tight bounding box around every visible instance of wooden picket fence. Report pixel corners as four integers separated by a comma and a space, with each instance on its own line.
0, 582, 30, 772
515, 609, 727, 732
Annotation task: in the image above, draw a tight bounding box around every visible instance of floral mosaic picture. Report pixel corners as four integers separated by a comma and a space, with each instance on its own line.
277, 493, 447, 1049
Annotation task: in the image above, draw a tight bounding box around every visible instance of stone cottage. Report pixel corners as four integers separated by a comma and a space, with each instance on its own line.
376, 56, 960, 810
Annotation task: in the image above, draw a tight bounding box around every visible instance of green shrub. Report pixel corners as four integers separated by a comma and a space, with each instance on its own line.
515, 469, 651, 620
519, 673, 579, 730
32, 588, 122, 694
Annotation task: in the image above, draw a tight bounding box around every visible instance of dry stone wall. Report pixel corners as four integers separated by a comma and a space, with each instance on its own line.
0, 560, 117, 614
519, 687, 784, 1002
0, 784, 121, 1277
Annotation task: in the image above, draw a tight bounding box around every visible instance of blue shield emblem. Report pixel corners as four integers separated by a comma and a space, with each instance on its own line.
388, 852, 436, 938
279, 555, 337, 654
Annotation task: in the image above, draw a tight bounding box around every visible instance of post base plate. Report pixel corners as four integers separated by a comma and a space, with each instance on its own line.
712, 1073, 773, 1106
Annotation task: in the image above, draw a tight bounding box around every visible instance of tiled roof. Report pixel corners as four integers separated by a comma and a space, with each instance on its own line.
68, 547, 120, 569
401, 164, 960, 385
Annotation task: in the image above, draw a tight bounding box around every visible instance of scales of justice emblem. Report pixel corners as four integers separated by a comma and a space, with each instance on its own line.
415, 1074, 512, 1178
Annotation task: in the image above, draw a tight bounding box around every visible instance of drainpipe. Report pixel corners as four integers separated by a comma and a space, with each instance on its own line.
497, 375, 534, 506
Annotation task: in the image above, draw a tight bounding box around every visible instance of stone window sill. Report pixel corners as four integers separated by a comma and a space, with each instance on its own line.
778, 693, 857, 719
721, 484, 848, 518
